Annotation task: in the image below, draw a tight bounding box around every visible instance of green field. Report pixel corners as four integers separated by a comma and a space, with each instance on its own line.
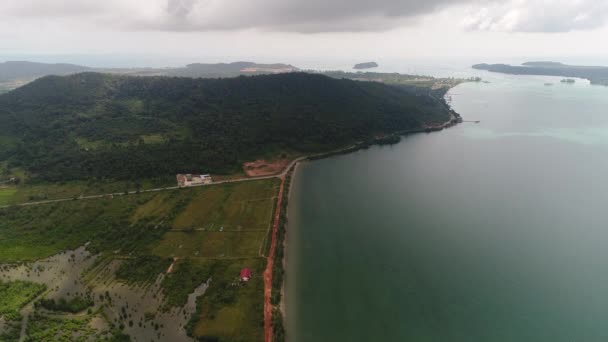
0, 191, 170, 262
0, 178, 175, 206
0, 280, 46, 321
0, 180, 277, 262
153, 231, 268, 259
172, 180, 278, 231
0, 187, 17, 206
191, 258, 266, 342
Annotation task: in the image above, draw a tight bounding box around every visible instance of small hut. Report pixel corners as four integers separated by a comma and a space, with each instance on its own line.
240, 268, 252, 282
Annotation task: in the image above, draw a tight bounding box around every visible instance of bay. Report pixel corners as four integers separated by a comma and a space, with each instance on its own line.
286, 69, 608, 341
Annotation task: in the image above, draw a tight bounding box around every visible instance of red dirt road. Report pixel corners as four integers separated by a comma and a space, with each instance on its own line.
264, 175, 285, 342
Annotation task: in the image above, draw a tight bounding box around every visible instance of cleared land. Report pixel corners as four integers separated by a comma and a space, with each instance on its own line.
244, 159, 291, 177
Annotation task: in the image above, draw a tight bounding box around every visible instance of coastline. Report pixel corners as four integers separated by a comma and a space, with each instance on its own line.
271, 91, 462, 341
306, 110, 462, 163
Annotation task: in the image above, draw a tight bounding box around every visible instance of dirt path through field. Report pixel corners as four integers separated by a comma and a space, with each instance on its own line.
264, 174, 285, 342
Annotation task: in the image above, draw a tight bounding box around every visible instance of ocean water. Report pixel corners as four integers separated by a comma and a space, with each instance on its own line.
286, 66, 608, 341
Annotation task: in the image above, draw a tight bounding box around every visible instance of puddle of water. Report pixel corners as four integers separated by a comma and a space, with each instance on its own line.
0, 245, 96, 301
0, 247, 209, 341
88, 259, 209, 342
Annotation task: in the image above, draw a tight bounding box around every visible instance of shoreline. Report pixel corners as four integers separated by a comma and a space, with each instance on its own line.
306, 111, 462, 163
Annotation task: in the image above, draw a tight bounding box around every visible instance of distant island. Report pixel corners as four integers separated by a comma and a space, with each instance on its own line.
0, 61, 299, 92
561, 78, 576, 83
168, 61, 299, 78
472, 61, 608, 85
353, 62, 379, 70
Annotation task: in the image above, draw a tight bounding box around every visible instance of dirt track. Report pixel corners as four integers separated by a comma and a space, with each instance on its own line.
263, 174, 285, 342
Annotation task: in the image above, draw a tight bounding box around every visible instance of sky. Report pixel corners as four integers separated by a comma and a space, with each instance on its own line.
2, 0, 608, 66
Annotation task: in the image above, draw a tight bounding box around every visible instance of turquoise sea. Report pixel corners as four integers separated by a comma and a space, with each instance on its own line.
286, 66, 608, 341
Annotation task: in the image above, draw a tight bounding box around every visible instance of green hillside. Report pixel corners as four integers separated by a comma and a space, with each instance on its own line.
0, 72, 452, 182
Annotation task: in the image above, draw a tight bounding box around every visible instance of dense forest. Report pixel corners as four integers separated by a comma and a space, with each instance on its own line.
0, 72, 452, 182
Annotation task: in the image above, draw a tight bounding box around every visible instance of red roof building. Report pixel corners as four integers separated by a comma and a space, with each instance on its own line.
240, 268, 252, 282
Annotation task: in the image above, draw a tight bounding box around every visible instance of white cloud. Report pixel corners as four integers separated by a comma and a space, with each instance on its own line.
463, 0, 608, 32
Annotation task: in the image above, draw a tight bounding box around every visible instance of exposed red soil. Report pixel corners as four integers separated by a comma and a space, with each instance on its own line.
244, 159, 290, 177
264, 175, 285, 342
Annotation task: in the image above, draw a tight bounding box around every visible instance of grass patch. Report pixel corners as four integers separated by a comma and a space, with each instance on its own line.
0, 192, 170, 262
172, 180, 278, 231
130, 191, 184, 224
0, 180, 277, 262
0, 280, 46, 321
0, 187, 17, 206
190, 258, 265, 342
2, 177, 175, 206
140, 134, 167, 144
152, 231, 267, 259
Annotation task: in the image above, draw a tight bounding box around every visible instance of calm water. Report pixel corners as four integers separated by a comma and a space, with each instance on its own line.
286, 71, 608, 341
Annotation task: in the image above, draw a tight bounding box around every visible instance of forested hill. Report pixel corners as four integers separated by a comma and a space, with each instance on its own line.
0, 72, 452, 182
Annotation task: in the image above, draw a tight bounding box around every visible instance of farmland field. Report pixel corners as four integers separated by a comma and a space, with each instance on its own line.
0, 178, 175, 206
172, 181, 278, 231
192, 258, 266, 342
153, 231, 268, 258
0, 178, 279, 341
0, 187, 17, 206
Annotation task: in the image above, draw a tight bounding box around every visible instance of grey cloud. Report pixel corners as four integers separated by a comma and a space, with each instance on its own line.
166, 0, 196, 19
136, 0, 476, 32
0, 1, 119, 18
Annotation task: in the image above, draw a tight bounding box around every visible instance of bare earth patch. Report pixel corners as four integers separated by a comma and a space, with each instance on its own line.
243, 159, 290, 177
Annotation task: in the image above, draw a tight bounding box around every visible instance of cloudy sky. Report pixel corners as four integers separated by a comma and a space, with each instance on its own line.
2, 0, 608, 65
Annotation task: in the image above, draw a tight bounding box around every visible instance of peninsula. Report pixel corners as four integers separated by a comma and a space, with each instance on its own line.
0, 67, 466, 341
472, 61, 608, 85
